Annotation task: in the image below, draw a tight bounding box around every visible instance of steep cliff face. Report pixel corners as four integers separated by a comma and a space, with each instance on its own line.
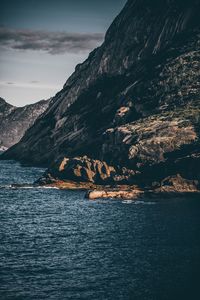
0, 98, 50, 149
2, 0, 200, 189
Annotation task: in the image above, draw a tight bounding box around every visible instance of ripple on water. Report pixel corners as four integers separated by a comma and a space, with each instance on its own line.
0, 160, 200, 300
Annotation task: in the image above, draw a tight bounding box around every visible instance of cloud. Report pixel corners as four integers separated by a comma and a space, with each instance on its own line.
0, 27, 104, 55
30, 81, 39, 84
0, 80, 60, 90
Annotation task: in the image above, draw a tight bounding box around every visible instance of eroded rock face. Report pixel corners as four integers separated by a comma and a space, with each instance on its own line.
102, 107, 199, 168
0, 97, 50, 149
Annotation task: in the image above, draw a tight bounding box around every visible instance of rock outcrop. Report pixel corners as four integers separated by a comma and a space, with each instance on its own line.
0, 97, 50, 149
37, 156, 136, 185
158, 174, 199, 193
2, 0, 200, 194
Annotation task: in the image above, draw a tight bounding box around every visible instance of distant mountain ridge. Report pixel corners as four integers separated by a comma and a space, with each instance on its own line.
2, 0, 200, 192
0, 97, 50, 149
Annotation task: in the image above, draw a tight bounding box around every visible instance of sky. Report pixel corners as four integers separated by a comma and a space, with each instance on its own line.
0, 0, 126, 106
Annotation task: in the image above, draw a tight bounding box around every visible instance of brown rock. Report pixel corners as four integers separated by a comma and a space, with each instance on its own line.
87, 188, 143, 200
37, 155, 137, 186
114, 106, 131, 125
44, 156, 117, 185
158, 174, 199, 192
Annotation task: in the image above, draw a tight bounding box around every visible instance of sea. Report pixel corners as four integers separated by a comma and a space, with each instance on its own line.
0, 157, 200, 300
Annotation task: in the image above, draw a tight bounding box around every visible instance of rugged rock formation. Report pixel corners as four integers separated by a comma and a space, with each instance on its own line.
2, 0, 200, 193
37, 156, 136, 185
158, 174, 199, 193
0, 97, 50, 149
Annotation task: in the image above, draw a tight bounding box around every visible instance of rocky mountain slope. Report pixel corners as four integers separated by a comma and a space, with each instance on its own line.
0, 97, 50, 149
2, 0, 200, 192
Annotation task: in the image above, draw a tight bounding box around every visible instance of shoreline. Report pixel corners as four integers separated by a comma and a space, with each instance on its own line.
39, 180, 200, 200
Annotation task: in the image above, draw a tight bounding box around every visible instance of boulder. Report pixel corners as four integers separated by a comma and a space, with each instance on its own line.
87, 188, 143, 200
37, 156, 138, 185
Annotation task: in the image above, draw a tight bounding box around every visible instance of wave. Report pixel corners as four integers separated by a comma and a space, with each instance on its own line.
122, 200, 156, 205
0, 184, 60, 190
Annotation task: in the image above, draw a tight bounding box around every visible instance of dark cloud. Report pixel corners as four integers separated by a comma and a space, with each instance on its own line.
7, 82, 14, 85
0, 27, 104, 54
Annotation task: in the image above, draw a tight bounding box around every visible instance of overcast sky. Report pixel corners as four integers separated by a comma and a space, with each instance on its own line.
0, 0, 126, 106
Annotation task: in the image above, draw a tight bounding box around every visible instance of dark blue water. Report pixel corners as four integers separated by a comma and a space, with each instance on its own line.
0, 159, 200, 300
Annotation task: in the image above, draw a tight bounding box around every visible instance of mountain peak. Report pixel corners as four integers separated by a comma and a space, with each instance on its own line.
0, 98, 50, 149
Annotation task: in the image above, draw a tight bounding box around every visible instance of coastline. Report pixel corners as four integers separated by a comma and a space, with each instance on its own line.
38, 179, 200, 200
0, 147, 7, 152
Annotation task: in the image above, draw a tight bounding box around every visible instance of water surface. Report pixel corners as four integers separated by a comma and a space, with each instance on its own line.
0, 159, 200, 299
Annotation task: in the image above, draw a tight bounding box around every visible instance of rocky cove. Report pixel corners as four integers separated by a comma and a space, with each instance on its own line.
1, 0, 200, 199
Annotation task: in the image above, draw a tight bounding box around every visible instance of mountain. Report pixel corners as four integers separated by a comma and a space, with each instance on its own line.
0, 97, 50, 149
2, 0, 200, 193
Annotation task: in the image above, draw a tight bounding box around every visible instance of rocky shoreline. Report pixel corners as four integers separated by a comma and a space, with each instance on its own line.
36, 156, 200, 200
38, 179, 200, 200
1, 0, 200, 196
